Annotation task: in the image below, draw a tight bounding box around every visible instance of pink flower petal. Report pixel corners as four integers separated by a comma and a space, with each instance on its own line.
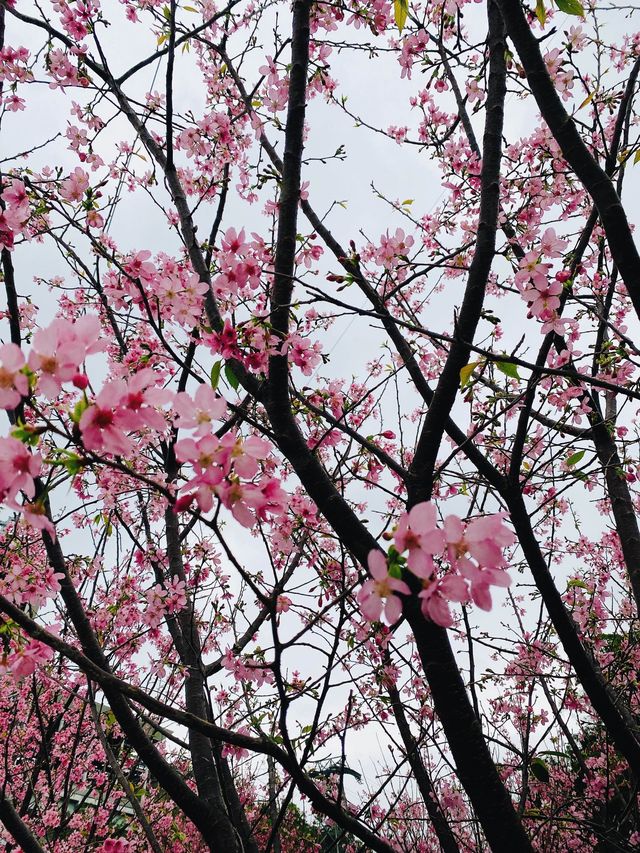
367, 549, 388, 580
384, 594, 403, 623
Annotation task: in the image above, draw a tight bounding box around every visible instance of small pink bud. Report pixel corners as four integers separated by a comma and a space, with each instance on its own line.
72, 373, 89, 390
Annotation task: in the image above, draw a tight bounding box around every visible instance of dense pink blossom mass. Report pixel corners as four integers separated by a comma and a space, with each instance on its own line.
2, 0, 640, 851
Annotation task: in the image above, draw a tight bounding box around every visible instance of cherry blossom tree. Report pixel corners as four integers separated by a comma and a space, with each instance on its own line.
1, 0, 640, 850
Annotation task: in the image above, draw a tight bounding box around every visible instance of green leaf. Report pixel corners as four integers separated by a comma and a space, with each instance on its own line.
224, 363, 240, 391
11, 423, 41, 446
530, 757, 550, 783
481, 309, 500, 326
554, 0, 584, 16
577, 91, 594, 110
460, 361, 481, 387
566, 449, 585, 466
388, 562, 402, 580
62, 454, 84, 476
71, 396, 89, 424
210, 361, 222, 390
535, 0, 547, 25
394, 0, 408, 33
537, 749, 571, 759
496, 360, 520, 380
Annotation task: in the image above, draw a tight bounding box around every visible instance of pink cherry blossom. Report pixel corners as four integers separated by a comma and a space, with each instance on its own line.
0, 207, 19, 251
19, 501, 56, 539
458, 562, 511, 611
0, 343, 28, 409
98, 840, 129, 853
79, 372, 171, 455
1, 179, 29, 213
118, 369, 173, 432
216, 477, 286, 528
174, 383, 227, 435
174, 436, 225, 514
286, 334, 322, 376
229, 434, 269, 479
217, 480, 256, 527
0, 437, 41, 501
79, 381, 134, 456
443, 513, 515, 610
236, 477, 287, 523
69, 314, 106, 356
515, 251, 551, 292
164, 576, 187, 613
28, 314, 105, 398
276, 595, 291, 613
5, 639, 54, 680
539, 227, 568, 258
419, 572, 468, 628
1, 558, 62, 608
174, 433, 288, 527
60, 166, 89, 202
394, 502, 445, 578
222, 649, 273, 686
175, 434, 223, 474
358, 550, 410, 624
445, 513, 516, 570
209, 320, 240, 359
525, 277, 562, 320
221, 227, 248, 255
124, 249, 156, 282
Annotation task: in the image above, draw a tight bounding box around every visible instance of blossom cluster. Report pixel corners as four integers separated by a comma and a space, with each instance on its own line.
0, 178, 30, 252
398, 29, 429, 80
222, 648, 274, 687
515, 227, 576, 337
175, 425, 287, 528
361, 227, 415, 276
0, 313, 286, 537
103, 252, 208, 327
0, 636, 54, 680
359, 502, 515, 628
144, 576, 188, 630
